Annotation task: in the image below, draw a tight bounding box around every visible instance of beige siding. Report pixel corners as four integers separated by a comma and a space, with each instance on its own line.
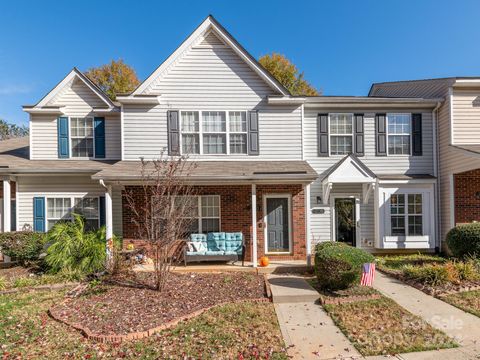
16, 176, 123, 236
452, 89, 480, 144
123, 39, 302, 161
30, 78, 121, 160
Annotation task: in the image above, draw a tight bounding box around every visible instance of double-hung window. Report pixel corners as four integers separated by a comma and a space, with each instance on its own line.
74, 197, 100, 231
180, 111, 248, 155
70, 117, 94, 158
47, 198, 72, 230
390, 194, 423, 236
387, 114, 411, 155
330, 114, 353, 155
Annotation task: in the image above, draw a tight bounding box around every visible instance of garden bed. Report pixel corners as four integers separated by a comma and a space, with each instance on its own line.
49, 272, 269, 341
308, 277, 457, 356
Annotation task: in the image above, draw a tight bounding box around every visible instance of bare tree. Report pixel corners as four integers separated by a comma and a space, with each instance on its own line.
124, 151, 197, 291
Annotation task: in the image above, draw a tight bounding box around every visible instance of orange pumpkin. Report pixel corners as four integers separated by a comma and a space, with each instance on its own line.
259, 256, 270, 267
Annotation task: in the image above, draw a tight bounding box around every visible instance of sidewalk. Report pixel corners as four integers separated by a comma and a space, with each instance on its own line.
268, 275, 361, 360
372, 271, 480, 359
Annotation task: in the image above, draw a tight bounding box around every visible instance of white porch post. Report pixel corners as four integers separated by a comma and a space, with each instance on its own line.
3, 179, 11, 232
105, 184, 113, 261
305, 183, 312, 267
251, 183, 257, 268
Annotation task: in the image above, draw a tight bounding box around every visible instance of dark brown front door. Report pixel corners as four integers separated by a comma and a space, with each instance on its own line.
335, 198, 356, 246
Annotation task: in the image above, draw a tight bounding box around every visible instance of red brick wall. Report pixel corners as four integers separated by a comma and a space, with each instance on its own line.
0, 181, 16, 199
454, 169, 480, 224
122, 184, 306, 262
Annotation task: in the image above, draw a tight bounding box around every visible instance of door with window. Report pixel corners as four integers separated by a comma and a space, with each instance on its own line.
265, 196, 290, 253
334, 198, 356, 246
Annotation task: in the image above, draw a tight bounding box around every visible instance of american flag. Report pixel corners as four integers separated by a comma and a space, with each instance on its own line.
360, 263, 376, 286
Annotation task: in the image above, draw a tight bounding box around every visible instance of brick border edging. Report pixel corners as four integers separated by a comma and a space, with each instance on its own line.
378, 268, 480, 298
0, 282, 79, 295
49, 297, 271, 343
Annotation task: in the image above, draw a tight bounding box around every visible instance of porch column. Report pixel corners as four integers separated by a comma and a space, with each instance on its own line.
105, 184, 113, 260
251, 183, 257, 268
3, 179, 11, 232
305, 183, 312, 267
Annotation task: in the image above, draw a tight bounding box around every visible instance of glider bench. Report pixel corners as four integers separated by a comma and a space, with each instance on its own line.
184, 232, 245, 266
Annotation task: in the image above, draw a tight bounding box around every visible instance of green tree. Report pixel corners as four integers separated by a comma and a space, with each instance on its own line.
0, 119, 28, 140
85, 59, 140, 101
259, 53, 320, 96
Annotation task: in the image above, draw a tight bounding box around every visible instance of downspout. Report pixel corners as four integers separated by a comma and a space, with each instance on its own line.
432, 101, 442, 253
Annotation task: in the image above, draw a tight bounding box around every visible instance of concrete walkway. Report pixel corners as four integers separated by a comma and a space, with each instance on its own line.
268, 275, 362, 360
372, 272, 480, 359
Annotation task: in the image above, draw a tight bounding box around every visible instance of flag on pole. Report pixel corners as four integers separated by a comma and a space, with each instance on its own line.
360, 263, 375, 286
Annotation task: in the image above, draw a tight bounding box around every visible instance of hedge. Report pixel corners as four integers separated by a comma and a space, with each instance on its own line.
446, 223, 480, 259
314, 241, 375, 290
0, 231, 47, 266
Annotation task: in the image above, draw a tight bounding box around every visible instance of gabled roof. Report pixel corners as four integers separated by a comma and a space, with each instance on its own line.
321, 154, 376, 183
24, 68, 116, 112
128, 15, 289, 97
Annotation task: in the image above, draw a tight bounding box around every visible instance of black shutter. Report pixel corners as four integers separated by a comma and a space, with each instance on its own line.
248, 110, 259, 155
317, 114, 329, 157
99, 196, 106, 227
412, 113, 423, 156
375, 114, 387, 156
354, 114, 364, 156
167, 110, 180, 155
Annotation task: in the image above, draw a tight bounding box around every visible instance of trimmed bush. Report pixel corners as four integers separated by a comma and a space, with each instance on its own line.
446, 223, 480, 259
0, 231, 47, 266
314, 241, 375, 290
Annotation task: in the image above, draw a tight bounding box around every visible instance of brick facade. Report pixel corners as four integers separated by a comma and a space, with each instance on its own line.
0, 181, 16, 199
454, 169, 480, 224
122, 184, 306, 262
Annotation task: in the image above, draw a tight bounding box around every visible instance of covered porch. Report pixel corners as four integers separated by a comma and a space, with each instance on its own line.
93, 160, 318, 268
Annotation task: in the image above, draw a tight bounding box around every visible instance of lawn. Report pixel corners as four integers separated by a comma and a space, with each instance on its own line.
307, 278, 458, 356
442, 290, 480, 318
0, 289, 287, 359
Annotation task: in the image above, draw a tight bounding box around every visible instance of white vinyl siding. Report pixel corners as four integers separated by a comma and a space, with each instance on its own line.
29, 78, 121, 160
122, 36, 302, 160
16, 176, 122, 236
452, 89, 480, 144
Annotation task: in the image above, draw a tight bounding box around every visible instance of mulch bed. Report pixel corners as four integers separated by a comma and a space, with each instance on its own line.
49, 272, 268, 340
378, 267, 480, 297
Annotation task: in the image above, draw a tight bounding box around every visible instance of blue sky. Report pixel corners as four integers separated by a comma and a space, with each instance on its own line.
1, 0, 479, 125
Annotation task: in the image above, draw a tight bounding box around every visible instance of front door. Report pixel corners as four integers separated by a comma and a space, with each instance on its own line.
266, 197, 290, 253
334, 198, 356, 246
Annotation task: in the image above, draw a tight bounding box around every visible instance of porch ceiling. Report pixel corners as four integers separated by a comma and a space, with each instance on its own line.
91, 160, 318, 183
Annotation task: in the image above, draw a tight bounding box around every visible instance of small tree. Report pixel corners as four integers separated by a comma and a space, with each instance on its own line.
124, 153, 197, 291
0, 119, 29, 140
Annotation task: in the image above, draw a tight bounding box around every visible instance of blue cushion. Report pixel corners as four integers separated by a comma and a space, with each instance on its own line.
224, 250, 241, 255
186, 251, 206, 256
225, 232, 243, 254
207, 232, 226, 252
205, 250, 225, 256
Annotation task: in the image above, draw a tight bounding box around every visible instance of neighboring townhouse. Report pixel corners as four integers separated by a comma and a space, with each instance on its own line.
370, 78, 480, 249
0, 15, 474, 266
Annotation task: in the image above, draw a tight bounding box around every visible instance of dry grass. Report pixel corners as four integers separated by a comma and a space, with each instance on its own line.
442, 290, 480, 318
0, 289, 287, 359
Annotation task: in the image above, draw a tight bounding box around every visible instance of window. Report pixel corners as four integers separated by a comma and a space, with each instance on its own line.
70, 117, 94, 157
47, 198, 71, 230
179, 111, 248, 155
74, 197, 100, 231
330, 114, 353, 155
229, 111, 247, 154
203, 111, 226, 154
390, 193, 423, 236
181, 111, 199, 154
387, 114, 411, 155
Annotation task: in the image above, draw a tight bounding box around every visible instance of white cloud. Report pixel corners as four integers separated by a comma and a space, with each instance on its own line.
0, 84, 33, 95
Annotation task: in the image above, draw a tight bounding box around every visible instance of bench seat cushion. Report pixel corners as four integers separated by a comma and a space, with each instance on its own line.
225, 232, 243, 255
207, 232, 226, 252
205, 250, 225, 256
186, 251, 206, 256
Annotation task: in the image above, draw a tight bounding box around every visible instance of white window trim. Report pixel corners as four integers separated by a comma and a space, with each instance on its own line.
328, 113, 354, 157
45, 196, 100, 231
179, 110, 248, 156
386, 113, 412, 156
68, 116, 96, 160
263, 193, 293, 255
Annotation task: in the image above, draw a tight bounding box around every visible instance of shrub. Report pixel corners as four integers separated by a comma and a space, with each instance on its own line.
446, 223, 480, 259
454, 259, 480, 281
45, 214, 111, 275
376, 253, 446, 270
0, 231, 47, 266
314, 241, 375, 290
